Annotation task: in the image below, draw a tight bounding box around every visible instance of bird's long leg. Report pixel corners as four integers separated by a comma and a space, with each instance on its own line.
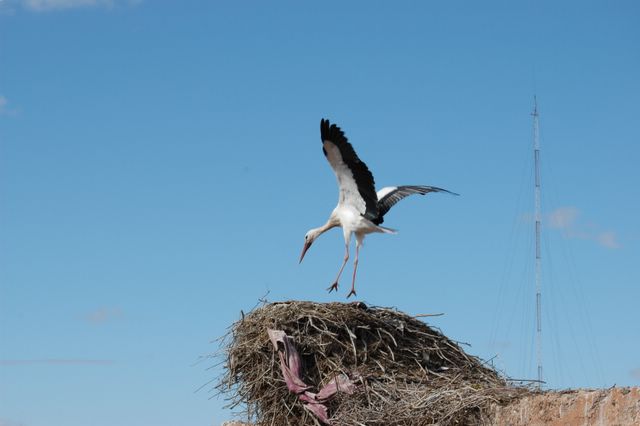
327, 243, 349, 293
346, 242, 361, 299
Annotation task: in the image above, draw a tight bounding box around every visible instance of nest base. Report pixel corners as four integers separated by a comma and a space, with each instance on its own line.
218, 301, 527, 425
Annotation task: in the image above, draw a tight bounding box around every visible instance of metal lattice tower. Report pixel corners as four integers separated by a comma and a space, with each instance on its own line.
532, 96, 543, 388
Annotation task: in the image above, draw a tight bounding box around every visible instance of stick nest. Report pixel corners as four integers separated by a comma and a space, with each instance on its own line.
217, 301, 527, 425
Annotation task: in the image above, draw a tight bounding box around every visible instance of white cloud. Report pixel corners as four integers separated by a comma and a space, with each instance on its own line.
0, 359, 114, 365
84, 307, 123, 324
547, 206, 579, 229
0, 418, 27, 426
0, 95, 18, 117
596, 231, 621, 249
13, 0, 140, 12
32, 0, 110, 11
23, 0, 111, 11
547, 207, 621, 249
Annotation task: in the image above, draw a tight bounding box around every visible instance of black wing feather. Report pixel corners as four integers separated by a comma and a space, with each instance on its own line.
320, 119, 379, 221
373, 185, 458, 225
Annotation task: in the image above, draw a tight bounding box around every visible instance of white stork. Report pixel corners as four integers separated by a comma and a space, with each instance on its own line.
299, 119, 458, 298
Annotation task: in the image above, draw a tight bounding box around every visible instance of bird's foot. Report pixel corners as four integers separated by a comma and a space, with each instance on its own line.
327, 282, 339, 293
346, 288, 357, 299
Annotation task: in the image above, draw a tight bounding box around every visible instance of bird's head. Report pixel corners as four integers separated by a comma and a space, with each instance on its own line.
299, 228, 321, 263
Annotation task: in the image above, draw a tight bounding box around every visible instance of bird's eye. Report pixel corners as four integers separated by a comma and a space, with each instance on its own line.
305, 235, 308, 241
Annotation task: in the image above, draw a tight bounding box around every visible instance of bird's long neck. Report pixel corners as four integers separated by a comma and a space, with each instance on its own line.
315, 218, 339, 237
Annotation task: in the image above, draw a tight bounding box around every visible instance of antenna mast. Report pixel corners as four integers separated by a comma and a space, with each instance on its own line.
532, 96, 543, 388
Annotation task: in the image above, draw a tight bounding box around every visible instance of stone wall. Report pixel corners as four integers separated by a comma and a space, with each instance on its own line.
488, 387, 640, 426
220, 387, 640, 425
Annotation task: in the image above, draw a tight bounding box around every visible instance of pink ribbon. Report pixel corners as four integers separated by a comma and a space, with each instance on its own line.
267, 329, 358, 425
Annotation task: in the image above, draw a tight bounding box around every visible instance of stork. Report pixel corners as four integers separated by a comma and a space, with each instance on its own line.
299, 119, 458, 298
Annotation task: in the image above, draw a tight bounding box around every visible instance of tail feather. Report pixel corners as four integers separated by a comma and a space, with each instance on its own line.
377, 225, 397, 234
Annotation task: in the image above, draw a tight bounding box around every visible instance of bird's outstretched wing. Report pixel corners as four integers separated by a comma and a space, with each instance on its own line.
373, 185, 459, 225
320, 119, 378, 221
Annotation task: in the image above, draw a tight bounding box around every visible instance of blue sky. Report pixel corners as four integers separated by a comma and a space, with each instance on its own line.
1, 1, 638, 425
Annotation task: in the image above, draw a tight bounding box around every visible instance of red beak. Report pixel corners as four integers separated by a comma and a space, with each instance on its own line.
299, 241, 312, 264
